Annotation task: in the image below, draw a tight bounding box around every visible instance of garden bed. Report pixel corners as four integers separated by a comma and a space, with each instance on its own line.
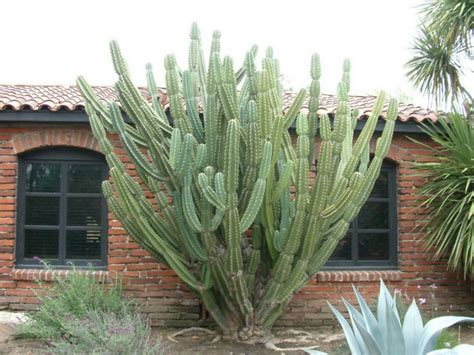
1, 322, 473, 354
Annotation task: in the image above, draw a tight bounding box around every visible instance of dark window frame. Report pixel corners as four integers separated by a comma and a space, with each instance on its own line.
324, 161, 398, 269
16, 147, 108, 269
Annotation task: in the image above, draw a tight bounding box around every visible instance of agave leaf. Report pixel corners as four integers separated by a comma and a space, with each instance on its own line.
418, 316, 474, 354
392, 289, 401, 325
344, 299, 370, 354
380, 279, 395, 307
344, 299, 382, 355
304, 350, 328, 355
353, 320, 383, 355
428, 344, 474, 355
384, 288, 406, 355
352, 285, 384, 352
402, 300, 424, 354
377, 280, 388, 348
328, 302, 362, 355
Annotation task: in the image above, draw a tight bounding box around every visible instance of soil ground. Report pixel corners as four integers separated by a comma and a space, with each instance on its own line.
0, 323, 472, 354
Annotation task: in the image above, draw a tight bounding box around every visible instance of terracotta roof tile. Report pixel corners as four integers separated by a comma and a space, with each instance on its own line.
0, 84, 440, 123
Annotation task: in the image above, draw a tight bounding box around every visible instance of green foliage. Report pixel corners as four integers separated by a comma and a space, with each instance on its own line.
319, 281, 474, 355
78, 23, 397, 337
50, 311, 159, 355
413, 113, 474, 278
407, 0, 473, 106
17, 264, 131, 341
435, 329, 459, 350
406, 27, 468, 106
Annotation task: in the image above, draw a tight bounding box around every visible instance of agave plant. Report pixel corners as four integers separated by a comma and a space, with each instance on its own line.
307, 281, 474, 355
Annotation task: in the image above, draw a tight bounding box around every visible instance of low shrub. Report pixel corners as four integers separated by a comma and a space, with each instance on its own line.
51, 311, 159, 355
16, 263, 159, 354
17, 264, 130, 340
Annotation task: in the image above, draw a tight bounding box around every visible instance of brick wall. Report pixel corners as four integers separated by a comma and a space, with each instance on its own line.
0, 123, 472, 328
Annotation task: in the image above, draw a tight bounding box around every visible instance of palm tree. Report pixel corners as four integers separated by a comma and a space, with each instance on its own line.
407, 0, 473, 107
408, 1, 474, 278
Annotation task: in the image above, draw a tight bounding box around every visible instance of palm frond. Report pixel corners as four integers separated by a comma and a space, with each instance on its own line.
406, 27, 468, 106
419, 0, 474, 51
408, 0, 474, 107
413, 113, 474, 278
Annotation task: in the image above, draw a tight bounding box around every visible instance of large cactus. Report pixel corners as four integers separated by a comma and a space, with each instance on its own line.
77, 23, 397, 340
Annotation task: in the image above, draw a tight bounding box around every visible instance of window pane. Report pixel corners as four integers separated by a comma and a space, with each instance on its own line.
25, 196, 60, 225
67, 197, 102, 226
370, 170, 389, 198
66, 229, 101, 260
68, 164, 103, 193
26, 163, 61, 192
358, 201, 389, 229
358, 233, 389, 260
330, 231, 352, 260
24, 229, 59, 259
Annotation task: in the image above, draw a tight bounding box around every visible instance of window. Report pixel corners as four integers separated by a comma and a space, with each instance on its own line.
16, 147, 108, 268
325, 161, 397, 268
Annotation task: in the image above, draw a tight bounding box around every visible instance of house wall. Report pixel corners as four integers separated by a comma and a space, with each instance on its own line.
0, 122, 472, 328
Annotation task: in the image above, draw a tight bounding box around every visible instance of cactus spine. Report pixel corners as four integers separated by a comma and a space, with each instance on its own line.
78, 23, 397, 339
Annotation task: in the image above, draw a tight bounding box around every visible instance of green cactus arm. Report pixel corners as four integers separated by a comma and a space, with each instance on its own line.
110, 41, 172, 137
195, 144, 207, 170
203, 93, 219, 166
308, 53, 321, 164
197, 173, 226, 211
239, 101, 260, 209
283, 89, 307, 129
189, 22, 208, 105
110, 40, 129, 75
182, 175, 204, 234
182, 70, 205, 142
281, 131, 298, 177
243, 49, 258, 101
145, 63, 169, 123
77, 77, 113, 129
107, 169, 195, 277
77, 76, 147, 146
212, 53, 240, 121
256, 115, 335, 322
239, 140, 272, 233
165, 54, 193, 135
246, 224, 262, 291
148, 137, 180, 192
223, 119, 240, 193
262, 99, 398, 323
169, 128, 182, 170
175, 133, 195, 179
274, 188, 291, 251
329, 92, 387, 203
262, 56, 281, 115
272, 160, 294, 202
173, 190, 207, 262
236, 44, 258, 85
359, 141, 370, 174
110, 103, 168, 181
255, 113, 311, 322
222, 114, 253, 324
210, 209, 225, 232
102, 180, 165, 263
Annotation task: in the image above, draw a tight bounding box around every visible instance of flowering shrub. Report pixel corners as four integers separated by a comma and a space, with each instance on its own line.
16, 263, 159, 354
51, 311, 159, 355
17, 264, 130, 340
